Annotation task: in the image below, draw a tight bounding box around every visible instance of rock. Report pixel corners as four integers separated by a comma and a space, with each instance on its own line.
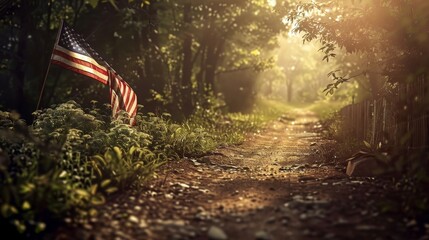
128, 215, 139, 223
208, 226, 228, 240
346, 153, 386, 177
176, 182, 190, 188
255, 230, 271, 240
310, 142, 317, 146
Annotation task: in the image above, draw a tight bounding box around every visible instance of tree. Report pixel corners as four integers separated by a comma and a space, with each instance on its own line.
287, 0, 429, 96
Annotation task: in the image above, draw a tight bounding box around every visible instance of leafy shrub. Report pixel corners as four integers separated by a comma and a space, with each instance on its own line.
92, 146, 163, 190
0, 112, 75, 238
32, 101, 104, 140
0, 104, 163, 238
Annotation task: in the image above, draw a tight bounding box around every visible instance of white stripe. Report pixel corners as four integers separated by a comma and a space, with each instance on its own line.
54, 45, 107, 73
125, 91, 135, 111
124, 87, 134, 111
128, 97, 137, 115
52, 54, 108, 81
123, 84, 130, 105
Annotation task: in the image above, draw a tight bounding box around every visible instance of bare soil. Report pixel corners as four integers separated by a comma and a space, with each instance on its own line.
55, 111, 428, 240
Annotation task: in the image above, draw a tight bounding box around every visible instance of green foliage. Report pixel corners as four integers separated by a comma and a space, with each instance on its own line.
0, 111, 84, 238
0, 103, 160, 238
0, 99, 268, 238
92, 146, 163, 190
138, 111, 212, 157
287, 0, 429, 97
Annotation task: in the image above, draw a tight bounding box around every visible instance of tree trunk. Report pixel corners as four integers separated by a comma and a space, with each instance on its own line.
181, 2, 193, 116
205, 37, 224, 95
12, 0, 30, 119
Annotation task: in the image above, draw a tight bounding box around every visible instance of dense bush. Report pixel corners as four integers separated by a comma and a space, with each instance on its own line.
0, 102, 163, 238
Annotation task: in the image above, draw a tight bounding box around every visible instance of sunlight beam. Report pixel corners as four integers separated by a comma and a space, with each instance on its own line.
267, 0, 276, 7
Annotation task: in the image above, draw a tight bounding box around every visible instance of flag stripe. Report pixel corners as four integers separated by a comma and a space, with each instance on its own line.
109, 71, 137, 125
53, 48, 108, 77
54, 45, 107, 73
51, 59, 108, 85
52, 46, 108, 85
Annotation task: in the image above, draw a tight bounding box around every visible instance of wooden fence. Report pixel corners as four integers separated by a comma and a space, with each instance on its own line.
339, 76, 428, 150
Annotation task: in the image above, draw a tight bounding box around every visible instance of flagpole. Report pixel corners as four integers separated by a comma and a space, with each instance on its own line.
36, 20, 64, 111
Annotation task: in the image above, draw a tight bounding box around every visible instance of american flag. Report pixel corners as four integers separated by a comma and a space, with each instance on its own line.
51, 21, 137, 125
109, 70, 137, 125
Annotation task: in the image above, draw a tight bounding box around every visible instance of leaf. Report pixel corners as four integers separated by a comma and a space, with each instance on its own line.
91, 195, 105, 205
101, 179, 111, 188
59, 170, 68, 178
75, 189, 90, 198
87, 0, 99, 8
90, 184, 98, 195
91, 155, 106, 165
113, 147, 122, 159
22, 201, 31, 210
20, 183, 35, 194
106, 187, 118, 194
35, 222, 46, 233
89, 208, 98, 216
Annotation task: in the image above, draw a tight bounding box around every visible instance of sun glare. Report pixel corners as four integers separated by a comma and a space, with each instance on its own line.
267, 0, 276, 7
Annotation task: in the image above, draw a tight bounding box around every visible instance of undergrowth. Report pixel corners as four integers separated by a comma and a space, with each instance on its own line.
0, 100, 271, 239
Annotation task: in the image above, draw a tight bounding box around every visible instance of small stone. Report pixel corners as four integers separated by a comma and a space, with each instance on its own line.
139, 219, 148, 228
255, 230, 271, 240
177, 183, 190, 188
208, 226, 228, 240
129, 215, 139, 223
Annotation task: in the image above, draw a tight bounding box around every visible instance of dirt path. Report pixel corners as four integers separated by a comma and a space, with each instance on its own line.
57, 111, 424, 240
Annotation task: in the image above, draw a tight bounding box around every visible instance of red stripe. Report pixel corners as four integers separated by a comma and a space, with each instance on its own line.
52, 60, 108, 85
126, 92, 137, 113
122, 82, 131, 108
53, 49, 108, 78
108, 71, 138, 125
121, 82, 134, 113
